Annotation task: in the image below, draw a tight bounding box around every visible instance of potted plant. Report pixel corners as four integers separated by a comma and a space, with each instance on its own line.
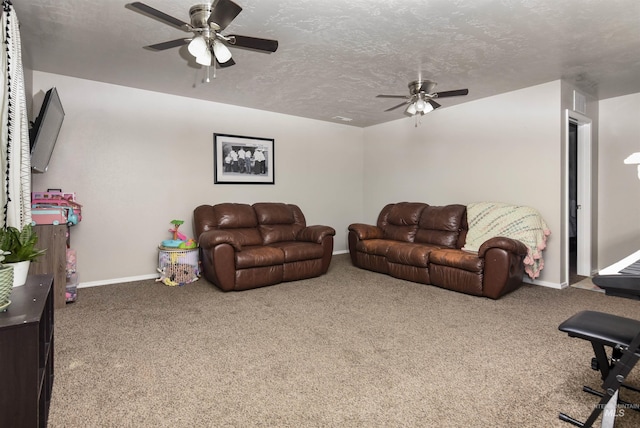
0, 224, 46, 287
0, 250, 13, 310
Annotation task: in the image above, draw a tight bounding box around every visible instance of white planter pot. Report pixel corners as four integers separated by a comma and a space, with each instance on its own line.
10, 260, 30, 287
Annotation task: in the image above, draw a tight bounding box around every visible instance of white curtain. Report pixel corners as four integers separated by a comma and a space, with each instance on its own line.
0, 1, 30, 229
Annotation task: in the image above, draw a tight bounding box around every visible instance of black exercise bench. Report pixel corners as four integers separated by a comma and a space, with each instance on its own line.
558, 310, 640, 427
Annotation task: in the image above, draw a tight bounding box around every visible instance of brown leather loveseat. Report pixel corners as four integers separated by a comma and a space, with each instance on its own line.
194, 202, 335, 291
348, 202, 528, 299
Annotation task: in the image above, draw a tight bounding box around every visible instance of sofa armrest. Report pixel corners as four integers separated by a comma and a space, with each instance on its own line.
477, 236, 528, 258
296, 225, 336, 244
198, 230, 242, 251
348, 223, 384, 240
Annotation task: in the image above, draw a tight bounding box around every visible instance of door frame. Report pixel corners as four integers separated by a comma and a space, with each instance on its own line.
564, 109, 593, 280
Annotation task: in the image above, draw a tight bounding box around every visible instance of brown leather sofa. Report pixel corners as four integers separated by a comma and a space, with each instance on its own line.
194, 202, 335, 291
348, 202, 528, 299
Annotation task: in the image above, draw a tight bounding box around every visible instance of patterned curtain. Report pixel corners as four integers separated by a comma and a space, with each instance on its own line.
0, 0, 30, 229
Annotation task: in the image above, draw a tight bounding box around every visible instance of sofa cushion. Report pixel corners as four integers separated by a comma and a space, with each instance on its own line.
254, 202, 296, 224
356, 239, 392, 257
387, 202, 426, 225
235, 245, 285, 269
269, 241, 324, 262
380, 202, 427, 242
415, 204, 466, 248
260, 224, 304, 245
199, 203, 263, 247
213, 203, 262, 246
385, 242, 440, 267
214, 203, 258, 228
254, 203, 306, 244
429, 248, 484, 273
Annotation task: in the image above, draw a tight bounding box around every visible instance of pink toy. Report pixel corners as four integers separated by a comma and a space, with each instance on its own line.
31, 207, 69, 226
169, 228, 187, 241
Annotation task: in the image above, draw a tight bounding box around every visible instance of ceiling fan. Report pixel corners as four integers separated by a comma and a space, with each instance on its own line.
377, 80, 468, 116
126, 1, 278, 72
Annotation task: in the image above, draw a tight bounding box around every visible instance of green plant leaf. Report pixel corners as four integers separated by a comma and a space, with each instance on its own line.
0, 224, 46, 263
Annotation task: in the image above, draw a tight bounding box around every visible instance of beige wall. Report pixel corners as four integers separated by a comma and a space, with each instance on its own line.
598, 92, 640, 268
28, 71, 640, 288
363, 81, 563, 285
31, 72, 364, 284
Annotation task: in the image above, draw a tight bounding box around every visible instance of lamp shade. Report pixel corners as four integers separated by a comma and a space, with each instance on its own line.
415, 98, 427, 112
213, 39, 232, 64
196, 49, 213, 66
188, 36, 208, 57
423, 102, 434, 114
405, 103, 417, 115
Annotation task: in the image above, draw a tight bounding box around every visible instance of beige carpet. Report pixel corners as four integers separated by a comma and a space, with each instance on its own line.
48, 254, 640, 427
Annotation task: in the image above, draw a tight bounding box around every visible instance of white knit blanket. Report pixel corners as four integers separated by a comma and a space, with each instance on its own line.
463, 202, 551, 279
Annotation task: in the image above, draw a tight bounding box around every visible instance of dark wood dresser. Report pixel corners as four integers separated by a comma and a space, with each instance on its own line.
29, 225, 67, 310
0, 274, 54, 427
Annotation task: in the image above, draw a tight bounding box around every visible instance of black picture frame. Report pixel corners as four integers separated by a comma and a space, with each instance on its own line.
213, 133, 275, 184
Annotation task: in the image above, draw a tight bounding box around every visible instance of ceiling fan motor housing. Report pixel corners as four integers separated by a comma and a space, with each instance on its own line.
409, 80, 437, 96
189, 4, 213, 29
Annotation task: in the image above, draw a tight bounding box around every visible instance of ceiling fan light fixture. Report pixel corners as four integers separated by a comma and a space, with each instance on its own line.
129, 2, 279, 77
196, 49, 213, 66
415, 98, 427, 112
423, 102, 434, 114
188, 36, 208, 57
212, 39, 232, 63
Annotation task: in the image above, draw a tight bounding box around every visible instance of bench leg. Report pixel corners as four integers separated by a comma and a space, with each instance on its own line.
560, 334, 640, 427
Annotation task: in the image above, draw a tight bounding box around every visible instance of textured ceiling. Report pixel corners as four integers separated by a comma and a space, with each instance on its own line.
13, 0, 640, 127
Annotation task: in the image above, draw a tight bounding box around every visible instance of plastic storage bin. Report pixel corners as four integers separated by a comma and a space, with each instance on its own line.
66, 272, 78, 303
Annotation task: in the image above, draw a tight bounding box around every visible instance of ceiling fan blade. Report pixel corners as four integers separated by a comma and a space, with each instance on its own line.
428, 100, 442, 109
376, 95, 409, 99
144, 38, 189, 51
208, 0, 243, 31
435, 89, 469, 98
417, 81, 437, 94
385, 101, 410, 112
126, 2, 189, 31
218, 58, 236, 68
228, 35, 279, 52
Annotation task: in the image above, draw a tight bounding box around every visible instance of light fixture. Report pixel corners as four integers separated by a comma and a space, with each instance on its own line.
405, 97, 434, 117
196, 49, 213, 66
188, 36, 208, 57
212, 39, 232, 64
404, 96, 436, 127
189, 35, 232, 70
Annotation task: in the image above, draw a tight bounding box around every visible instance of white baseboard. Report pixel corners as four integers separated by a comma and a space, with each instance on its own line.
79, 250, 351, 288
79, 274, 159, 289
83, 250, 566, 290
523, 277, 564, 289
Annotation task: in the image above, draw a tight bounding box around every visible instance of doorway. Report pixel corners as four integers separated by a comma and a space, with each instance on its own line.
568, 122, 581, 283
566, 110, 593, 284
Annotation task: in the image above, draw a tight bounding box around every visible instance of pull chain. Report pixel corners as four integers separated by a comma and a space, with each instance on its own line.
203, 59, 217, 83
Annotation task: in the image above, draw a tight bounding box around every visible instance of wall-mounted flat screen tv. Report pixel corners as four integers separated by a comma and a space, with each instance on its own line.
29, 87, 65, 173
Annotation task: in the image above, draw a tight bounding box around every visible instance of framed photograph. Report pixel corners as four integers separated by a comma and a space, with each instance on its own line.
213, 133, 275, 184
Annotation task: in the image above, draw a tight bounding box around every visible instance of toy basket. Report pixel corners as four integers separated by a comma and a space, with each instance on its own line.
158, 246, 200, 286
